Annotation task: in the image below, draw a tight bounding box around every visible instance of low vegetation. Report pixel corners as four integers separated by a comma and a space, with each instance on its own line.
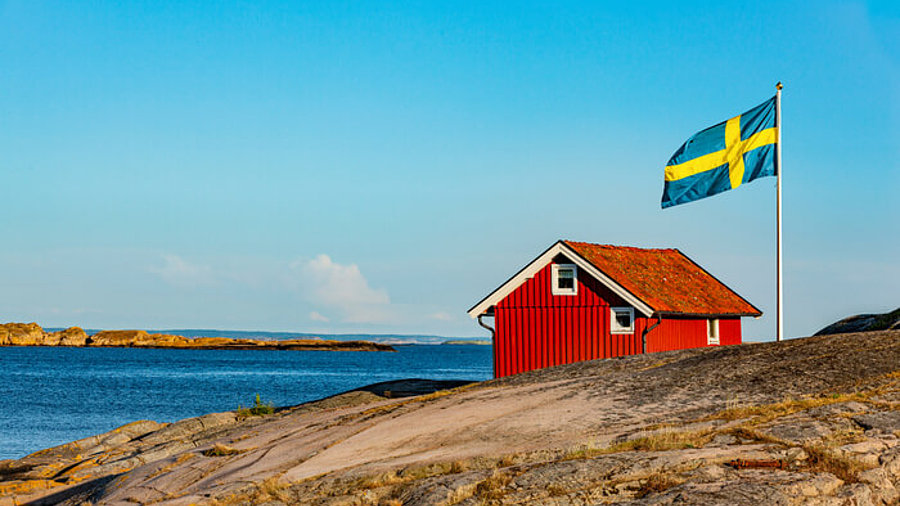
633, 472, 685, 499
611, 429, 715, 452
208, 477, 292, 505
804, 444, 874, 483
705, 392, 870, 424
202, 443, 245, 457
472, 470, 515, 501
236, 393, 275, 418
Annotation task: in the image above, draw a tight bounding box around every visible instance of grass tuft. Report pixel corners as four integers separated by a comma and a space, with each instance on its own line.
633, 472, 683, 499
546, 483, 569, 496
561, 429, 714, 461
236, 393, 275, 419
202, 443, 244, 457
473, 470, 513, 501
611, 429, 714, 452
204, 477, 291, 505
706, 394, 863, 423
726, 426, 790, 446
357, 471, 403, 490
803, 445, 873, 483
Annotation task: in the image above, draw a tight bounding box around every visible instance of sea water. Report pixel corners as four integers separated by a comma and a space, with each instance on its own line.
0, 345, 492, 459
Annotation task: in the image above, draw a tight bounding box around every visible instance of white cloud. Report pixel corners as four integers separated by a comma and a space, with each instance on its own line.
293, 254, 392, 324
429, 311, 453, 321
150, 254, 215, 288
309, 311, 330, 322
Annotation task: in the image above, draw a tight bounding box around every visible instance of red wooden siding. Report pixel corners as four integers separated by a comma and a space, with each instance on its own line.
495, 261, 642, 377
493, 261, 744, 378
719, 318, 742, 346
626, 316, 743, 353
639, 317, 706, 353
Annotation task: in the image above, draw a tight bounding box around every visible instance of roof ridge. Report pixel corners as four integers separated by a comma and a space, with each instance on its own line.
562, 240, 678, 252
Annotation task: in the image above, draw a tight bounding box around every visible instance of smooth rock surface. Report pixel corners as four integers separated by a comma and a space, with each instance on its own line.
2, 330, 900, 505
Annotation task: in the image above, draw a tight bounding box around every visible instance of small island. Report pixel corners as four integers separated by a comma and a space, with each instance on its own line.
0, 323, 394, 352
442, 339, 491, 345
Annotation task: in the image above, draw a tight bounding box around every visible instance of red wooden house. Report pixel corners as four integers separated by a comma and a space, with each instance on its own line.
468, 240, 762, 378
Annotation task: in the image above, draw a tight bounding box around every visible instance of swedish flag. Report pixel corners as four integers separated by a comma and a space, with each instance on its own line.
662, 97, 778, 208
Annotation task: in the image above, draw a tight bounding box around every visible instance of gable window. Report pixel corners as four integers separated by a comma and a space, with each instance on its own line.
551, 264, 577, 296
610, 307, 634, 334
707, 319, 720, 345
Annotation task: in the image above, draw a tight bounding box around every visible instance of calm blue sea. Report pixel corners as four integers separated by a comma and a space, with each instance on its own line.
0, 345, 492, 460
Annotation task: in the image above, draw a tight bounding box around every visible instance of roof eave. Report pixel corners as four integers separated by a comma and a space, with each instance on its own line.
653, 310, 763, 318
673, 248, 764, 317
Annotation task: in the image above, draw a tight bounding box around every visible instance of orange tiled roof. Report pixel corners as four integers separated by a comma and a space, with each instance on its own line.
564, 241, 761, 316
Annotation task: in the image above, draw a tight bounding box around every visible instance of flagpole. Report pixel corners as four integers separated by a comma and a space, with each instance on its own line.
775, 82, 783, 342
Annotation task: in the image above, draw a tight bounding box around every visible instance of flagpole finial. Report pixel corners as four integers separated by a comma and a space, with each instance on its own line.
776, 82, 783, 90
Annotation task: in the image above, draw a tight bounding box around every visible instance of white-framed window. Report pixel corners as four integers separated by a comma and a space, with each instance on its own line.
610, 307, 634, 334
551, 264, 578, 296
707, 319, 720, 345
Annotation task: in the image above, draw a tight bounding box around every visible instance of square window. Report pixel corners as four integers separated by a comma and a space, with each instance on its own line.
551, 264, 577, 296
611, 307, 634, 334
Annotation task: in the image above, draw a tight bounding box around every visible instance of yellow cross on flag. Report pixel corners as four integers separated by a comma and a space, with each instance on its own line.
662, 96, 778, 208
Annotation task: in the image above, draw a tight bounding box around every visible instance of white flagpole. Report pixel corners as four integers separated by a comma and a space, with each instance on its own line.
776, 82, 783, 342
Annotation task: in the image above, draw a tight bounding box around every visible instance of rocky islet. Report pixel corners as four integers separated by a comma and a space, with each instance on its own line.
0, 322, 394, 352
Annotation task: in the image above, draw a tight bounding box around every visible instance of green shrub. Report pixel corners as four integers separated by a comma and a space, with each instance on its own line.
237, 393, 275, 418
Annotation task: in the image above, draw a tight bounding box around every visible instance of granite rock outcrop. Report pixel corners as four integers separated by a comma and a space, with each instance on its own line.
2, 330, 900, 505
0, 323, 44, 346
816, 307, 900, 335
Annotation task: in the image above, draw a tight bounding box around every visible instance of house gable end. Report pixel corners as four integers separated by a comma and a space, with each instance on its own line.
468, 241, 654, 318
497, 260, 634, 310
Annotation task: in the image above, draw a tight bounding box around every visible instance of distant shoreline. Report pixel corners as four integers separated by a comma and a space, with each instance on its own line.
43, 327, 487, 346
0, 323, 395, 352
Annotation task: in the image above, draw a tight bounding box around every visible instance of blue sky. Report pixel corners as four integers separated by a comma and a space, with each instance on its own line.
1, 1, 897, 339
